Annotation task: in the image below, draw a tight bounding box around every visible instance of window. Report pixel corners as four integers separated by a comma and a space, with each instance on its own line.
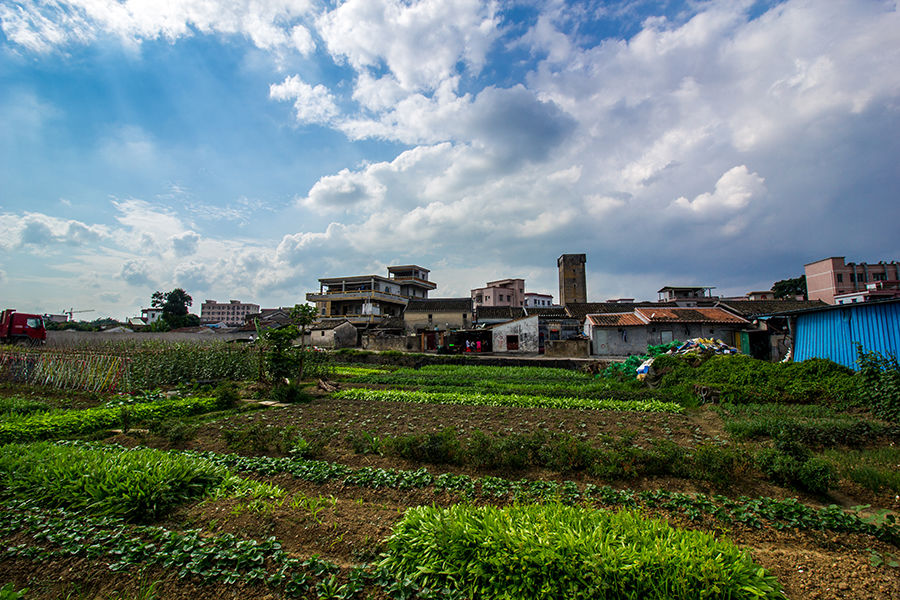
873, 273, 887, 282
836, 274, 843, 283
660, 330, 673, 343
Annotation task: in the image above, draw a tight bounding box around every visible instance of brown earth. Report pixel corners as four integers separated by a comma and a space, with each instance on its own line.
3, 393, 900, 599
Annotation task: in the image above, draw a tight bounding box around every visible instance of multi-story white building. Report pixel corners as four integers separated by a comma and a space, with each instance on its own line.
524, 292, 554, 308
200, 299, 261, 327
306, 265, 437, 326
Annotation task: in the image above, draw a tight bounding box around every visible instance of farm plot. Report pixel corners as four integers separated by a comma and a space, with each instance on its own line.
1, 356, 900, 599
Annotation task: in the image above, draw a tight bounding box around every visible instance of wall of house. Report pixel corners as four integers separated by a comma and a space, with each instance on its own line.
491, 316, 539, 353
361, 334, 420, 352
544, 339, 589, 357
588, 324, 743, 356
404, 310, 470, 333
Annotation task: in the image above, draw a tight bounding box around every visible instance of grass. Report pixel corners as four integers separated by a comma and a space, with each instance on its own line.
823, 446, 900, 493
716, 403, 895, 447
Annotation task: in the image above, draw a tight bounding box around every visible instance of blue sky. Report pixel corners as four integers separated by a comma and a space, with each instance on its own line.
1, 0, 899, 319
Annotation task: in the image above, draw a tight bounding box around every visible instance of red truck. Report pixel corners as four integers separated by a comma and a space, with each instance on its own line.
0, 309, 47, 345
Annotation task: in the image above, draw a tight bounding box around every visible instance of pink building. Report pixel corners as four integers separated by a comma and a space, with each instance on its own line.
201, 299, 260, 326
805, 257, 900, 304
471, 278, 526, 308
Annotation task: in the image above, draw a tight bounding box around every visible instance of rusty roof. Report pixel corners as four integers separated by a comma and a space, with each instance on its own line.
716, 299, 826, 317
634, 307, 748, 324
586, 313, 645, 326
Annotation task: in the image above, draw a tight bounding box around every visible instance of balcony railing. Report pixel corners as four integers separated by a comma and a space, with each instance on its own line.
306, 289, 408, 303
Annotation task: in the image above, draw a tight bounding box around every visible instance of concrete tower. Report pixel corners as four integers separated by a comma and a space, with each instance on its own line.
558, 253, 587, 306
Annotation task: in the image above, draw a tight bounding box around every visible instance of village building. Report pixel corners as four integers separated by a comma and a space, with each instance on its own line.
805, 257, 900, 304
306, 265, 436, 327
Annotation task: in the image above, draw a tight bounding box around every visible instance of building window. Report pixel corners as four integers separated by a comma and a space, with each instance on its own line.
661, 330, 673, 343
836, 274, 843, 283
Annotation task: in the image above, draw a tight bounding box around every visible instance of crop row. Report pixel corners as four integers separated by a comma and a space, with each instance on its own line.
0, 395, 230, 444
346, 364, 593, 386
332, 388, 684, 413
383, 502, 785, 599
0, 498, 391, 599
64, 442, 900, 545
0, 442, 280, 521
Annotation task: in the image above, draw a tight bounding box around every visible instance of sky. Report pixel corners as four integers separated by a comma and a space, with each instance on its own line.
1, 0, 899, 320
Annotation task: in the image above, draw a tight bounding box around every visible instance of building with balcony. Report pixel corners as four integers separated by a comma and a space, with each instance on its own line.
200, 299, 261, 327
471, 278, 526, 308
306, 265, 437, 326
657, 286, 718, 306
524, 292, 554, 308
805, 256, 900, 304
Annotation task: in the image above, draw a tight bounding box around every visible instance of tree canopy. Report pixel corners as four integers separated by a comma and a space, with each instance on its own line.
771, 275, 807, 300
150, 288, 198, 329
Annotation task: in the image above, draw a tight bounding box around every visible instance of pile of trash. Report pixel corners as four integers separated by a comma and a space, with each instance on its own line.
636, 338, 739, 379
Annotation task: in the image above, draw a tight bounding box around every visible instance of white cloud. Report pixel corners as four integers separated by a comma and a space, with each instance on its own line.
171, 231, 201, 256
1, 0, 315, 53
270, 75, 339, 124
120, 259, 153, 286
316, 0, 499, 93
674, 165, 766, 214
0, 212, 109, 250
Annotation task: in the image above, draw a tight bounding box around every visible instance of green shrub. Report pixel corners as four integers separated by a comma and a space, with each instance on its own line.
656, 354, 859, 404
857, 347, 900, 423
214, 381, 241, 408
755, 439, 835, 494
386, 428, 462, 465
0, 442, 274, 521
222, 422, 309, 456
270, 382, 313, 404
379, 503, 786, 600
823, 446, 900, 493
148, 418, 200, 446
0, 583, 28, 600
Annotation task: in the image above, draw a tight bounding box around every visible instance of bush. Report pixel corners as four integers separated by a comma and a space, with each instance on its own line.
0, 442, 233, 521
655, 354, 859, 404
857, 347, 900, 423
148, 418, 200, 446
214, 381, 241, 408
379, 503, 786, 599
755, 439, 835, 494
270, 382, 313, 404
386, 428, 462, 465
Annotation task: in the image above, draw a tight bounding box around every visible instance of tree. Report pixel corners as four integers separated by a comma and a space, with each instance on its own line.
262, 303, 320, 382
150, 288, 197, 329
771, 275, 807, 300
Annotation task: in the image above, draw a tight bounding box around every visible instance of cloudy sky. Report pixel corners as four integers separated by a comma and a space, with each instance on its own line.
2, 0, 899, 319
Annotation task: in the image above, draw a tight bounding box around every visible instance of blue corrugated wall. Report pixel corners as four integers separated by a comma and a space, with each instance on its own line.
794, 302, 900, 368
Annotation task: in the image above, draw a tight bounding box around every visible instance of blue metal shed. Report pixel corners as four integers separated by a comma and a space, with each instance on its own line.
790, 300, 900, 368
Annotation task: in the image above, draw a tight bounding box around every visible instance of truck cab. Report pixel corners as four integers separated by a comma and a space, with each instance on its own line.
0, 310, 47, 345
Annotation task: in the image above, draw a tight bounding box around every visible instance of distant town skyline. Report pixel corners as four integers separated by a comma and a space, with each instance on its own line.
2, 1, 899, 320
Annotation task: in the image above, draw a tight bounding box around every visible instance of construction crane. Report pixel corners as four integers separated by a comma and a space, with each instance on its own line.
62, 308, 95, 321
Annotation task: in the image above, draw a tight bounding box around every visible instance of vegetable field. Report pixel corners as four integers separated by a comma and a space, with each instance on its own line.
1, 349, 899, 599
